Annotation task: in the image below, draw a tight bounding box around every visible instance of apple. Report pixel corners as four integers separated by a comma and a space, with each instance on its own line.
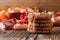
52, 12, 60, 25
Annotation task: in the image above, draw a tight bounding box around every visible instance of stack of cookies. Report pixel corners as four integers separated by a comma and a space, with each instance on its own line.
27, 13, 52, 33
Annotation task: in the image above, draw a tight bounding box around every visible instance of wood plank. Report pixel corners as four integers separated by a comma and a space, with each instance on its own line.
20, 32, 30, 40
17, 30, 27, 38
51, 27, 60, 40
13, 30, 23, 38
36, 34, 51, 40
27, 34, 38, 40
18, 30, 29, 40
8, 30, 19, 38
5, 38, 19, 40
0, 30, 14, 38
3, 30, 15, 38
0, 27, 59, 40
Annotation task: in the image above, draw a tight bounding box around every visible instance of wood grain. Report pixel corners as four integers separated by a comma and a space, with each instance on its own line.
0, 27, 59, 40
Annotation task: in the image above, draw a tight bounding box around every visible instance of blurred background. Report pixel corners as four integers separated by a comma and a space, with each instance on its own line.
0, 0, 60, 12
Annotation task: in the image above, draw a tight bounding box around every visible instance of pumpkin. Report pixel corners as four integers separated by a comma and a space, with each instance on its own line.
0, 10, 7, 20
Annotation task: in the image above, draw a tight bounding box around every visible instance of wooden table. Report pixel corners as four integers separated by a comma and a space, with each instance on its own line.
0, 27, 60, 40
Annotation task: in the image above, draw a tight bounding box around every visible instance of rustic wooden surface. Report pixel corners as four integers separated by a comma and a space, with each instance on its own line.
0, 27, 60, 40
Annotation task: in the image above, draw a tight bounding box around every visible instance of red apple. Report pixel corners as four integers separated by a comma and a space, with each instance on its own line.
52, 12, 60, 25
